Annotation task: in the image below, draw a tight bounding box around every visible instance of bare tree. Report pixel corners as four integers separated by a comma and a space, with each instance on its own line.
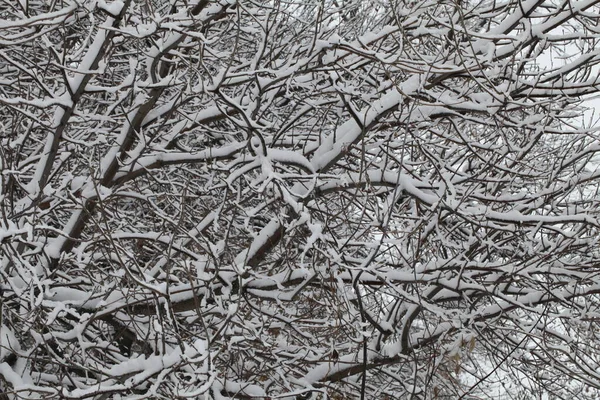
2, 0, 600, 398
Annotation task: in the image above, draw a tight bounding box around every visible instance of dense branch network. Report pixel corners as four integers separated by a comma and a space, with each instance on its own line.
1, 0, 600, 398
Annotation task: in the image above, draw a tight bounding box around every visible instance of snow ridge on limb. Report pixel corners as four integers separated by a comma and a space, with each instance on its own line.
24, 1, 131, 199
309, 88, 404, 172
